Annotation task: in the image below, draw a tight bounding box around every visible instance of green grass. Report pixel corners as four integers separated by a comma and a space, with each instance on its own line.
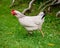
0, 0, 60, 48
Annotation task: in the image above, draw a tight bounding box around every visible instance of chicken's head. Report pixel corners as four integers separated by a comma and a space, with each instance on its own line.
11, 10, 25, 18
11, 10, 17, 15
11, 10, 24, 16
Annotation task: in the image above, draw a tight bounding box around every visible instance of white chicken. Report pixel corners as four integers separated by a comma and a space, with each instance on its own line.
11, 10, 45, 37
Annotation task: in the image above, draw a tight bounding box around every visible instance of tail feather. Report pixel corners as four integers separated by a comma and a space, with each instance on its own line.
41, 14, 45, 19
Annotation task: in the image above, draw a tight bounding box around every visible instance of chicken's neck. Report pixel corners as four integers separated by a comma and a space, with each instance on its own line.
15, 14, 25, 19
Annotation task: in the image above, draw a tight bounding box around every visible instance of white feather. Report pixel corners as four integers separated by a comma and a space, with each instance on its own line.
14, 10, 45, 31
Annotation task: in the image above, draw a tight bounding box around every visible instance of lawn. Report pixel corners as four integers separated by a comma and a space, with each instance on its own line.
0, 0, 60, 48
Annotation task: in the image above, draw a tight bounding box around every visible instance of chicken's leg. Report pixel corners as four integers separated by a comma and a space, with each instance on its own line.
26, 30, 33, 36
28, 31, 33, 35
40, 29, 44, 37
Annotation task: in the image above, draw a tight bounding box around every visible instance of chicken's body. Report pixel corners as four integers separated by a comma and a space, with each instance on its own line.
11, 10, 45, 37
19, 16, 44, 31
